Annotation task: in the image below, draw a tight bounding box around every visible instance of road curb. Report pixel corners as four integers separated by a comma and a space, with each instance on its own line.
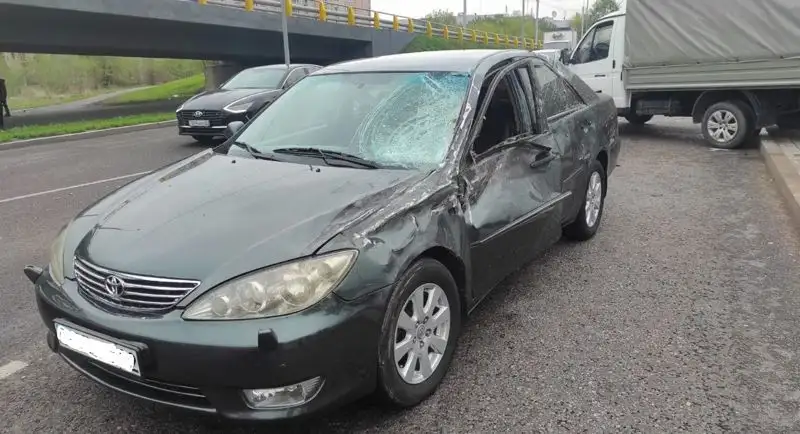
0, 120, 177, 152
761, 137, 800, 230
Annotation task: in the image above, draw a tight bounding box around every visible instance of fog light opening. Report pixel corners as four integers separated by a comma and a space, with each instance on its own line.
243, 376, 324, 409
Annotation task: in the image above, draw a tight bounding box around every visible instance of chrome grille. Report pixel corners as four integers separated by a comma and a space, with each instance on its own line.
176, 110, 225, 125
73, 257, 200, 313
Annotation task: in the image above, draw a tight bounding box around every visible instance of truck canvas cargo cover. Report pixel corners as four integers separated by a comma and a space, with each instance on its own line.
626, 0, 800, 68
624, 0, 800, 90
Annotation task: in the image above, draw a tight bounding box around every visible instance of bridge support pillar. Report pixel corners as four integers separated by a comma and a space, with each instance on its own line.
203, 61, 246, 90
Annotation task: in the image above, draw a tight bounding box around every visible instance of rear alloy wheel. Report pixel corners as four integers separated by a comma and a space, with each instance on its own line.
564, 159, 606, 241
377, 258, 461, 407
702, 101, 750, 149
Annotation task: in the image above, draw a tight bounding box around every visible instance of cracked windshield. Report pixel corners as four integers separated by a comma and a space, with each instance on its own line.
235, 71, 470, 169
3, 0, 800, 432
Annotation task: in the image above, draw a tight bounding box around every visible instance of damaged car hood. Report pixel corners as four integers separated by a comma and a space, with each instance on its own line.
72, 151, 424, 287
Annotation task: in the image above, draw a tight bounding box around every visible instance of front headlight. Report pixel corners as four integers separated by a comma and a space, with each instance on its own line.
182, 250, 358, 320
48, 225, 68, 285
223, 99, 256, 114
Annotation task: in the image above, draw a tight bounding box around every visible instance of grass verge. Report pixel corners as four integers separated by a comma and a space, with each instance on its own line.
402, 36, 487, 53
0, 113, 175, 143
9, 90, 110, 110
104, 74, 205, 105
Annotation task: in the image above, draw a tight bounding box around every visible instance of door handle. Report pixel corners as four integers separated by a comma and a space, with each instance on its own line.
594, 74, 606, 77
595, 90, 603, 93
530, 151, 556, 169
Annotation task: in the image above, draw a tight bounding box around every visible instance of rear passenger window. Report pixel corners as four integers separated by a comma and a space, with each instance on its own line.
533, 63, 584, 118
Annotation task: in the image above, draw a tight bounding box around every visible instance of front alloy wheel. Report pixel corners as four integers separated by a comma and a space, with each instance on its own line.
377, 258, 461, 407
394, 283, 451, 385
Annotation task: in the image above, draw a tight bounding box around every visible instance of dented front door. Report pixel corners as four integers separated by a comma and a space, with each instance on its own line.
460, 60, 566, 302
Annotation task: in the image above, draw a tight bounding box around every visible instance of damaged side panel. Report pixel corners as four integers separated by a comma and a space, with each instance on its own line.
321, 180, 468, 302
460, 145, 564, 303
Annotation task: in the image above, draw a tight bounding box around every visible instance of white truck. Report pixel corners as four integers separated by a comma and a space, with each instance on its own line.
566, 0, 800, 149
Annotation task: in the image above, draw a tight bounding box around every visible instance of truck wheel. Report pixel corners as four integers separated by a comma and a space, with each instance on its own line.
625, 113, 653, 125
702, 101, 750, 149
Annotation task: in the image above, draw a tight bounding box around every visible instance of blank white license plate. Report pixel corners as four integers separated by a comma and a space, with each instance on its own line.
55, 323, 140, 376
188, 120, 210, 127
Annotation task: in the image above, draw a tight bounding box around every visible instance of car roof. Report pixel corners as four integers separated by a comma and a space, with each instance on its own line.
316, 50, 532, 75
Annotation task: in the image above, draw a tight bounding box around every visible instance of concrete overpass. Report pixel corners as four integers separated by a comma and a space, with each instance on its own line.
0, 0, 414, 63
0, 0, 541, 85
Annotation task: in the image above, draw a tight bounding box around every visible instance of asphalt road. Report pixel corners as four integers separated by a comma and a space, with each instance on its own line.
1, 119, 799, 433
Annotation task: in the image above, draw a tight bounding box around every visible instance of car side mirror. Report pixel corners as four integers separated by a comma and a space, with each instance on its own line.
224, 121, 245, 139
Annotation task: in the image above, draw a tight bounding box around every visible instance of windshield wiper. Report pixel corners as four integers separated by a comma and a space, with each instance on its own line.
232, 141, 282, 162
272, 147, 381, 169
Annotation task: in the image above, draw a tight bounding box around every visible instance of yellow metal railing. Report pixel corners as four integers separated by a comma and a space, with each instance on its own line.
200, 0, 545, 50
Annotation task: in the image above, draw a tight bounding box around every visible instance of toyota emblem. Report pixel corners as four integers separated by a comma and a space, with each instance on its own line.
104, 275, 126, 298
193, 111, 203, 117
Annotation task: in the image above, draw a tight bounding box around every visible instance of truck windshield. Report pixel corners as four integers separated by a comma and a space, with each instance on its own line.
234, 71, 471, 170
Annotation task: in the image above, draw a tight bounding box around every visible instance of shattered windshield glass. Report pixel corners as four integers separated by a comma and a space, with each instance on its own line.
234, 71, 471, 169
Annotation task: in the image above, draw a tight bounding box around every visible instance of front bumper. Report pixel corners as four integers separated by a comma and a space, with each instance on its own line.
176, 110, 247, 137
34, 273, 391, 421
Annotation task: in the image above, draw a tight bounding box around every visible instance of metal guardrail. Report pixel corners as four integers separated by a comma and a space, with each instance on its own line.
198, 0, 544, 50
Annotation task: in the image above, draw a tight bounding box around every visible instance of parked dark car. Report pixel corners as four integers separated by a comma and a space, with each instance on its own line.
27, 50, 620, 422
176, 63, 321, 144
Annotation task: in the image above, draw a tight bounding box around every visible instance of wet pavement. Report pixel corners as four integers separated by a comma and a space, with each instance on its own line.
0, 118, 798, 433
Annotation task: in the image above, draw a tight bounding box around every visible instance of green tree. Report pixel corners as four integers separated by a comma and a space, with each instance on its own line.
571, 0, 619, 37
589, 0, 620, 22
425, 9, 458, 26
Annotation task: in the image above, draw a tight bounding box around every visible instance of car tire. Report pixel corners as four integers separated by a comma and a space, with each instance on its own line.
564, 159, 606, 241
701, 101, 750, 149
625, 113, 653, 125
192, 136, 216, 145
376, 258, 462, 407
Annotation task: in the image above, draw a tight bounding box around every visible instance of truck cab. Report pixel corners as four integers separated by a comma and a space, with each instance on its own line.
566, 12, 627, 113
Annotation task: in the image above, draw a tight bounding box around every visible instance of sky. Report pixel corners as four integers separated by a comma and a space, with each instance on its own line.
370, 0, 599, 20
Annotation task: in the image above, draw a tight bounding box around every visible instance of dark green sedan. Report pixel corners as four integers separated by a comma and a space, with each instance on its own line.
26, 49, 620, 421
